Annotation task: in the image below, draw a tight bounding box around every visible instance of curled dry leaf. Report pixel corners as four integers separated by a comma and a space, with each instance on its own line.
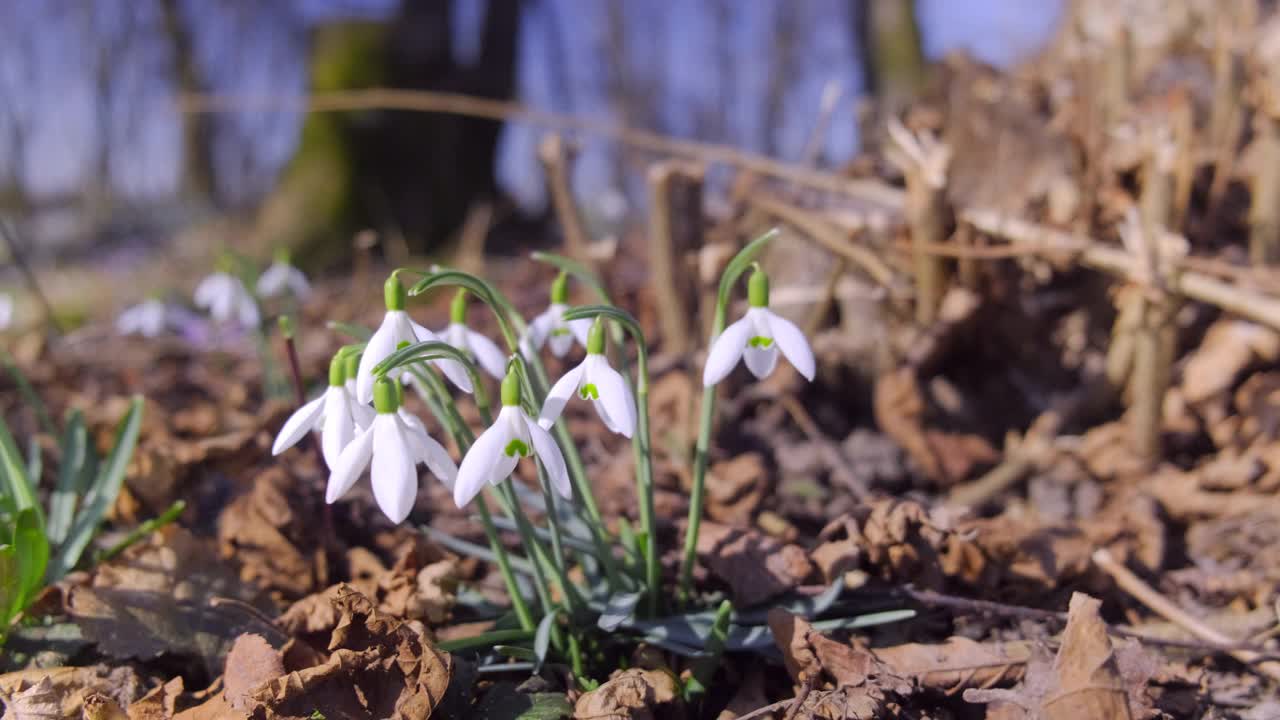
768, 609, 1029, 700
0, 667, 145, 720
964, 592, 1156, 720
809, 499, 988, 589
124, 677, 183, 720
218, 467, 325, 599
572, 668, 682, 720
873, 367, 998, 487
251, 585, 452, 719
695, 521, 814, 606
1181, 320, 1280, 405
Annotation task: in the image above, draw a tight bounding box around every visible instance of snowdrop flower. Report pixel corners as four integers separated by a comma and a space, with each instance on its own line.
194, 261, 260, 329
438, 290, 506, 379
520, 272, 591, 358
327, 376, 457, 523
256, 247, 311, 299
703, 267, 815, 386
272, 351, 375, 469
453, 369, 571, 508
538, 319, 635, 438
0, 293, 12, 330
355, 274, 473, 404
116, 298, 168, 337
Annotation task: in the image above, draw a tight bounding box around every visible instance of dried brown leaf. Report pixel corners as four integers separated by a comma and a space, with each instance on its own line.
696, 522, 813, 606
0, 667, 146, 719
0, 678, 62, 720
247, 585, 452, 719
224, 634, 285, 712
706, 453, 768, 525
218, 468, 322, 599
68, 526, 262, 675
572, 668, 682, 720
1181, 320, 1280, 404
125, 677, 184, 720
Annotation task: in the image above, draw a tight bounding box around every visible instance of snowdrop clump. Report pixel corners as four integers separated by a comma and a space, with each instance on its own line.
256, 248, 311, 300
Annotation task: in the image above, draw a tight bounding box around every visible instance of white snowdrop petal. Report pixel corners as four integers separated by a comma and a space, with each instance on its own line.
357, 314, 399, 404
0, 294, 12, 330
591, 358, 634, 438
193, 275, 222, 308
433, 357, 475, 394
326, 424, 375, 503
467, 329, 508, 380
272, 395, 325, 455
256, 264, 287, 297
419, 431, 458, 490
547, 327, 575, 357
702, 316, 753, 386
567, 318, 592, 347
320, 389, 355, 470
454, 421, 508, 507
743, 344, 779, 379
371, 418, 417, 523
537, 361, 586, 430
524, 414, 571, 499
764, 310, 816, 381
351, 398, 376, 430
286, 267, 311, 298
236, 292, 260, 328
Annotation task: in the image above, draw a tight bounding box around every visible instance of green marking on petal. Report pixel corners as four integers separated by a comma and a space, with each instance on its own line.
579, 383, 600, 400
748, 336, 774, 348
550, 327, 571, 337
503, 438, 531, 457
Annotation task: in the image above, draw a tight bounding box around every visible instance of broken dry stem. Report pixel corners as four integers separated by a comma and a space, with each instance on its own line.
1092, 548, 1280, 681
1250, 114, 1280, 265
539, 134, 593, 268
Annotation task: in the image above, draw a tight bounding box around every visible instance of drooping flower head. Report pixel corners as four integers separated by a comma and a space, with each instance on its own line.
194, 256, 260, 329
356, 273, 473, 404
520, 272, 591, 358
439, 289, 507, 379
703, 266, 815, 386
116, 298, 168, 337
272, 349, 375, 469
454, 368, 571, 508
257, 247, 311, 299
538, 318, 636, 437
327, 375, 458, 524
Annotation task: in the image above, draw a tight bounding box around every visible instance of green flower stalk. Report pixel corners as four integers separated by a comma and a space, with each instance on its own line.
679, 229, 782, 605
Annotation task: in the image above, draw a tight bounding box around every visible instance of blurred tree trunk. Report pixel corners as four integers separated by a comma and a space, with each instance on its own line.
253, 0, 520, 265
854, 0, 927, 131
159, 0, 218, 205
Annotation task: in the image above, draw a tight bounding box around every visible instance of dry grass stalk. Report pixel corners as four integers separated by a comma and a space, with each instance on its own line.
1092, 548, 1280, 682
538, 134, 593, 267
886, 118, 951, 325
747, 194, 898, 291
962, 209, 1280, 332
647, 161, 705, 355
1249, 114, 1280, 265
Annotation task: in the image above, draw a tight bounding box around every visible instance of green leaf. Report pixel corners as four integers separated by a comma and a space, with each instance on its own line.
47, 410, 89, 546
25, 436, 41, 492
0, 412, 40, 526
533, 610, 557, 672
2, 352, 57, 436
435, 628, 536, 653
476, 685, 573, 720
0, 544, 17, 625
493, 645, 539, 662
11, 508, 49, 620
49, 396, 143, 580
685, 599, 733, 701
597, 590, 642, 632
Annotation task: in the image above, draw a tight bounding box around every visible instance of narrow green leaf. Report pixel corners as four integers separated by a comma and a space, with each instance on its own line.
685, 599, 733, 700
597, 590, 643, 632
50, 396, 143, 580
0, 413, 39, 525
493, 645, 539, 662
533, 610, 557, 672
47, 410, 88, 546
12, 508, 49, 619
95, 500, 185, 564
435, 629, 536, 653
0, 544, 18, 625
24, 436, 41, 491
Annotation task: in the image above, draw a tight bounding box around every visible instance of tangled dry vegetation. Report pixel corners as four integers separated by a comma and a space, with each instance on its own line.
9, 0, 1280, 717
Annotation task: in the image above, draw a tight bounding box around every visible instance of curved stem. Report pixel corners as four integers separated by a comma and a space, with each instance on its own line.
676, 228, 780, 605
563, 305, 659, 616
